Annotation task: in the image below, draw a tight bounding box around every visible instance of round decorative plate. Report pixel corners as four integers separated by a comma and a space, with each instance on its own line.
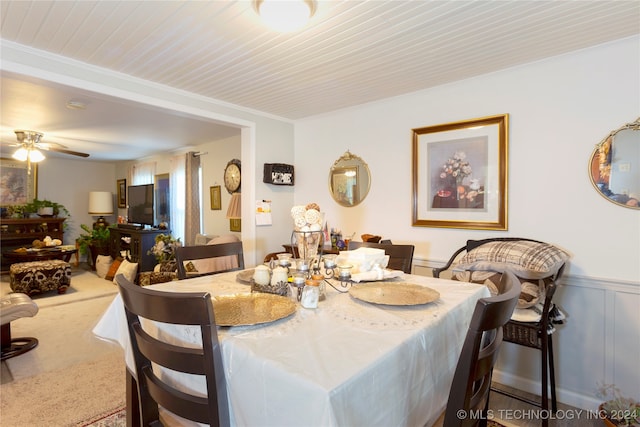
349, 283, 440, 306
212, 293, 296, 326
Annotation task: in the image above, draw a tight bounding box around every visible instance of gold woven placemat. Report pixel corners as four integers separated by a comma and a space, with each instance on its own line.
212, 293, 296, 326
349, 282, 440, 306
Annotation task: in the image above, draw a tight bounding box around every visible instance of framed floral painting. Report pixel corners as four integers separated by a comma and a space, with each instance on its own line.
412, 114, 509, 230
0, 158, 37, 206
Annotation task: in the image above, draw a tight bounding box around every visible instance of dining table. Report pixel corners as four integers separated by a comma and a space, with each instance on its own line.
93, 268, 490, 427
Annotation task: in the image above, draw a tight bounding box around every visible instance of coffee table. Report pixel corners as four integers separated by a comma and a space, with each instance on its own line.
3, 247, 77, 264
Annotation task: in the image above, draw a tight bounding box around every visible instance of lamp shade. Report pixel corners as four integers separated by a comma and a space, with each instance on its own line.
88, 191, 113, 215
226, 192, 241, 219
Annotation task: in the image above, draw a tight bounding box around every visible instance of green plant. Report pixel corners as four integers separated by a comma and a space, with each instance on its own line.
24, 198, 70, 217
77, 224, 111, 255
598, 384, 640, 426
6, 205, 27, 218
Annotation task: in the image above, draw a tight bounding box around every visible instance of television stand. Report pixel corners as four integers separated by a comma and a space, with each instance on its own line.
117, 223, 144, 230
109, 228, 169, 272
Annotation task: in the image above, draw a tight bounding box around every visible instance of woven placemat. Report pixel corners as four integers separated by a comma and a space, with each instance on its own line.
212, 293, 296, 326
349, 282, 440, 306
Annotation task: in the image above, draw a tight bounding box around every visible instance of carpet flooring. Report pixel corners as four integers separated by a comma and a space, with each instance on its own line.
1, 265, 126, 426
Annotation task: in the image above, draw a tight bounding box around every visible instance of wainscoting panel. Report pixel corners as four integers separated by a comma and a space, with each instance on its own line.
413, 258, 640, 411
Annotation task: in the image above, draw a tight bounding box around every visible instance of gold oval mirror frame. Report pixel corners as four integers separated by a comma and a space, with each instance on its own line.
589, 118, 640, 210
329, 151, 371, 207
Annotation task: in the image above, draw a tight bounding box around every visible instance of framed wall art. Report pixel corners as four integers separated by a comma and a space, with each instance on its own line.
210, 185, 222, 210
117, 179, 127, 208
412, 114, 509, 230
0, 158, 37, 206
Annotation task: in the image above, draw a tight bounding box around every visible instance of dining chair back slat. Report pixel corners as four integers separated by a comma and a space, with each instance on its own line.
347, 241, 415, 273
175, 241, 245, 280
443, 271, 521, 427
115, 273, 230, 427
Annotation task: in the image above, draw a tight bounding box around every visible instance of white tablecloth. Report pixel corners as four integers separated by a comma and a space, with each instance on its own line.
93, 271, 489, 427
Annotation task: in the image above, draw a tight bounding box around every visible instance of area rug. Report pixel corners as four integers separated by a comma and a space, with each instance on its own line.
79, 406, 126, 427
0, 351, 125, 426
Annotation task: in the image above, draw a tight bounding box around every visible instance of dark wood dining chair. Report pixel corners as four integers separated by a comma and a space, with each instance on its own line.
442, 271, 521, 427
433, 238, 568, 424
175, 241, 245, 279
347, 241, 415, 273
115, 273, 230, 427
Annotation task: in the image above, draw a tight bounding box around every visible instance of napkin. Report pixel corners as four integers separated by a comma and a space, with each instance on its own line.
351, 269, 404, 283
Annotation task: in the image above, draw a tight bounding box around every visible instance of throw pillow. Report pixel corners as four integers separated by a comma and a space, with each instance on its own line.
456, 240, 570, 279
95, 255, 113, 279
112, 259, 138, 285
105, 258, 123, 281
452, 270, 552, 309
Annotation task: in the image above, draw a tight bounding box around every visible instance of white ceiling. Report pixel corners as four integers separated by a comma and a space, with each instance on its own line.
1, 0, 639, 161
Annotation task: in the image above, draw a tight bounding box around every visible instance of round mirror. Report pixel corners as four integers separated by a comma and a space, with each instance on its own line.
589, 118, 639, 209
329, 151, 371, 207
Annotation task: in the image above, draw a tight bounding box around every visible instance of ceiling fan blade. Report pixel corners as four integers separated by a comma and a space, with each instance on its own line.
46, 146, 90, 158
37, 141, 69, 150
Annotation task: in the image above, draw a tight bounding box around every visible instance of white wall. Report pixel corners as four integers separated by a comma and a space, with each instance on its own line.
294, 36, 640, 409
36, 157, 116, 246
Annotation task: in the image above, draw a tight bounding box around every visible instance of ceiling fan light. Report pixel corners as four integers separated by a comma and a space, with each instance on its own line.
12, 147, 28, 161
256, 0, 314, 32
29, 149, 45, 162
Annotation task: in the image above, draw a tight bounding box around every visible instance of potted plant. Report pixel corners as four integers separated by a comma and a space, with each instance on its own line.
77, 224, 112, 270
598, 384, 640, 427
24, 199, 70, 218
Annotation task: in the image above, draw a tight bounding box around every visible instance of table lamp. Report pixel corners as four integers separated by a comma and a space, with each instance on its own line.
89, 191, 113, 229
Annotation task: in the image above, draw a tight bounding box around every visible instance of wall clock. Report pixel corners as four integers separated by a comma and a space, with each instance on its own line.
224, 159, 241, 194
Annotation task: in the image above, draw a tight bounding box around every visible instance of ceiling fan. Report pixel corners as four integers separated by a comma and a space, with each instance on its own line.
6, 130, 90, 174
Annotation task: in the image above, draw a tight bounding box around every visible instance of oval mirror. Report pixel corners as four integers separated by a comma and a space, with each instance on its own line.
329, 151, 371, 207
589, 118, 640, 209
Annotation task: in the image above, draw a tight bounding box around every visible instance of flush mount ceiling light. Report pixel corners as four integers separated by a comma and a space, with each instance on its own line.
66, 100, 87, 110
255, 0, 316, 32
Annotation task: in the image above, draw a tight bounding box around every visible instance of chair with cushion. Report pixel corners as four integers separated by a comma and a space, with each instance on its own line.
347, 241, 415, 273
441, 271, 521, 427
115, 273, 230, 426
433, 238, 570, 421
175, 239, 245, 280
1, 293, 39, 360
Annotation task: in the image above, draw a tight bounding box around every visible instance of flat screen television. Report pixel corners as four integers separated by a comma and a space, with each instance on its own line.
127, 184, 154, 226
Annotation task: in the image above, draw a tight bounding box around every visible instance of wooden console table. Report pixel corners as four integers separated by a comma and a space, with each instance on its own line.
0, 217, 67, 271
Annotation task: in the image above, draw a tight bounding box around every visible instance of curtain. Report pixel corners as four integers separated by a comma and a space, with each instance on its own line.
184, 152, 201, 246
169, 155, 186, 243
129, 162, 156, 185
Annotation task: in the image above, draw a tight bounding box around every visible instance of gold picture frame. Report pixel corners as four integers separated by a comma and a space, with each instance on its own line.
0, 158, 37, 206
412, 114, 509, 230
117, 179, 127, 208
230, 218, 241, 232
210, 185, 221, 210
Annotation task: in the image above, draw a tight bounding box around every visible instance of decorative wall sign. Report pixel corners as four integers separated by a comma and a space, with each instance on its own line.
412, 114, 509, 230
263, 163, 294, 185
